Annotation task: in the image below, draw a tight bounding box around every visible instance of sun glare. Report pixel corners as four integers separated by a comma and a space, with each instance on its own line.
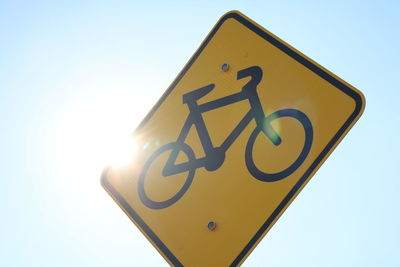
54, 81, 156, 188
106, 133, 139, 167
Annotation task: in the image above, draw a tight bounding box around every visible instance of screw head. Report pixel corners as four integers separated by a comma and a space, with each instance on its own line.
221, 63, 229, 72
207, 221, 217, 231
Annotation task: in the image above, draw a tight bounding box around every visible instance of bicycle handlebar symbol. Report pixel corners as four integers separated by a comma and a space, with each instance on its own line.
138, 66, 313, 209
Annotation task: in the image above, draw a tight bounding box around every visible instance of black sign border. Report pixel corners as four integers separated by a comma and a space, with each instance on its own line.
102, 11, 364, 267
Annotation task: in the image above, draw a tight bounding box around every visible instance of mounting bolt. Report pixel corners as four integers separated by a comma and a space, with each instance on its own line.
221, 63, 229, 72
207, 221, 217, 231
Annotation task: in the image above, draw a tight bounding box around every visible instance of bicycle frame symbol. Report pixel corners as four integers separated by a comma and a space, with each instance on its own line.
138, 66, 313, 209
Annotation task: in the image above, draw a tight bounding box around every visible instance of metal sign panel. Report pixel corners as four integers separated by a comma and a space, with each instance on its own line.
102, 10, 365, 266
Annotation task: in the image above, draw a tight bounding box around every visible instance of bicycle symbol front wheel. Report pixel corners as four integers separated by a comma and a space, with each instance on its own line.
245, 108, 313, 182
138, 142, 196, 209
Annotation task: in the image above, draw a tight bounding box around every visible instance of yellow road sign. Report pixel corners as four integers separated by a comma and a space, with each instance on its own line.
101, 10, 365, 266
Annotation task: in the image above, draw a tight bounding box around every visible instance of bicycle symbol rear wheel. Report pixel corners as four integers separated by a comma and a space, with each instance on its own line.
138, 142, 196, 209
245, 108, 313, 182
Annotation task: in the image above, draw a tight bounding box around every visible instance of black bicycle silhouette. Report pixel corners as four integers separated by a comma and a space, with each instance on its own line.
138, 66, 313, 209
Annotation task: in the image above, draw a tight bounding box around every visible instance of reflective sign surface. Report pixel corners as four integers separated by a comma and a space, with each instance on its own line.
102, 11, 365, 266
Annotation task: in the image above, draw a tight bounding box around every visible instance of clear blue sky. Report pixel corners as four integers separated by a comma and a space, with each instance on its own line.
0, 1, 399, 266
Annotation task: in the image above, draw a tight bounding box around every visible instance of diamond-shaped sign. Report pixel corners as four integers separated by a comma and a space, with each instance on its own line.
102, 10, 364, 266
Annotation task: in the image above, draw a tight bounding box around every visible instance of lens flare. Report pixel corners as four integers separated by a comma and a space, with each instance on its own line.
141, 137, 161, 151
262, 110, 281, 145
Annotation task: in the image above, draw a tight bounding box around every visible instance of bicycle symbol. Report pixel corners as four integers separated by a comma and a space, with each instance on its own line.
138, 66, 313, 209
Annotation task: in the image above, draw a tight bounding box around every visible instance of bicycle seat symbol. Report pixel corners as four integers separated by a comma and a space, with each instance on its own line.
138, 66, 313, 209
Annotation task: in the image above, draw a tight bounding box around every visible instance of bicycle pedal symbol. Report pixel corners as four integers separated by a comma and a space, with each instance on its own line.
138, 66, 313, 209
